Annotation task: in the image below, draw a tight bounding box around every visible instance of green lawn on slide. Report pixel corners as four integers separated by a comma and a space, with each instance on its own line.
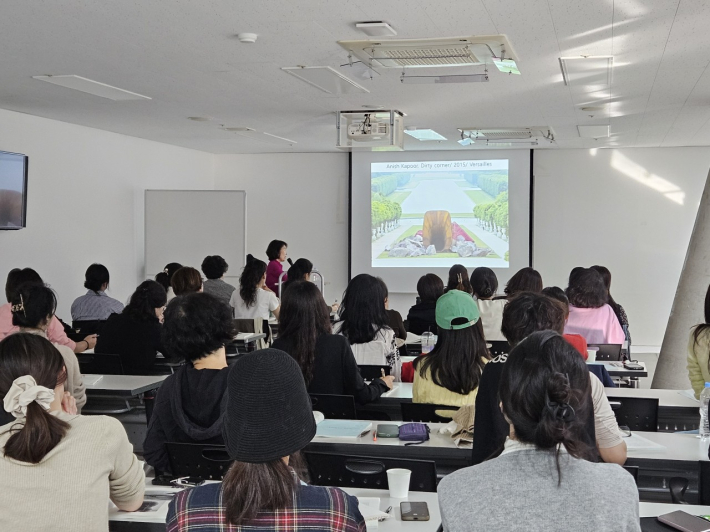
387, 190, 411, 203
377, 225, 500, 259
464, 189, 495, 205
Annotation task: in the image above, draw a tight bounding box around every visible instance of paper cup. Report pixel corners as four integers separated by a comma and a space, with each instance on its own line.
587, 348, 598, 363
387, 468, 411, 498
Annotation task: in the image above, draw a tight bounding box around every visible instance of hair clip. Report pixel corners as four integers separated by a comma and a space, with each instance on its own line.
10, 294, 26, 317
163, 268, 169, 275
457, 273, 462, 283
544, 393, 576, 423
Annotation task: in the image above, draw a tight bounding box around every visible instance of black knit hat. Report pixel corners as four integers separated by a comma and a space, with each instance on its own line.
222, 348, 316, 463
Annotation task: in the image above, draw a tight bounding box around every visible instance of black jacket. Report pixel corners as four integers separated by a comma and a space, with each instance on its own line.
406, 301, 437, 335
272, 334, 389, 405
143, 363, 229, 473
95, 313, 163, 375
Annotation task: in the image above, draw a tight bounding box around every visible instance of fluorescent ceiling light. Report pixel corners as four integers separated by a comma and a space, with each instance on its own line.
404, 129, 447, 141
224, 127, 296, 145
559, 56, 613, 90
400, 73, 488, 84
458, 137, 474, 146
355, 22, 397, 37
281, 66, 369, 94
577, 125, 610, 138
493, 59, 520, 75
32, 75, 151, 101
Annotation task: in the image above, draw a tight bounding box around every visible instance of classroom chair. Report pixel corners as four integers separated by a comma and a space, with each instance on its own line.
488, 340, 511, 357
622, 465, 639, 485
588, 344, 623, 361
304, 452, 437, 492
231, 318, 271, 351
77, 353, 124, 375
70, 319, 106, 338
309, 394, 357, 420
166, 442, 232, 481
358, 364, 391, 381
400, 402, 459, 423
669, 477, 690, 504
607, 396, 659, 432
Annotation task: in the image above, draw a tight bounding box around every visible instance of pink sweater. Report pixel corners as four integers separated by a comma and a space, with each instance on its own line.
564, 304, 625, 345
0, 303, 77, 350
265, 260, 286, 295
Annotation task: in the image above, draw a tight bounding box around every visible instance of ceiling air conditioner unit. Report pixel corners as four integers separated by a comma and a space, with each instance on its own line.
338, 35, 518, 69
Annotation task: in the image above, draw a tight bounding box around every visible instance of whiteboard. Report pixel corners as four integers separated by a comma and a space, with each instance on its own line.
145, 190, 246, 285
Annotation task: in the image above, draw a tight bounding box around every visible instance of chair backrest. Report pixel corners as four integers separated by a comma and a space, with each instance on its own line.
607, 396, 658, 431
401, 402, 459, 422
622, 465, 639, 485
588, 344, 623, 361
304, 452, 437, 492
358, 365, 391, 381
166, 442, 233, 480
488, 341, 511, 357
231, 319, 270, 351
309, 394, 357, 420
71, 319, 106, 337
77, 353, 124, 375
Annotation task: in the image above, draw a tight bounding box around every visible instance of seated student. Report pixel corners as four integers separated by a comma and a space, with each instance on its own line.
0, 333, 145, 530
70, 263, 124, 322
564, 268, 625, 345
230, 256, 280, 320
504, 266, 543, 297
472, 267, 506, 341
272, 281, 393, 404
166, 349, 366, 532
144, 293, 235, 473
333, 274, 400, 380
472, 292, 626, 466
155, 262, 182, 303
95, 280, 166, 374
201, 255, 236, 306
592, 265, 631, 343
265, 239, 288, 295
542, 286, 589, 358
0, 268, 95, 353
445, 264, 473, 295
10, 284, 86, 412
171, 266, 203, 296
439, 331, 639, 532
412, 290, 489, 415
407, 273, 444, 335
281, 258, 313, 293
688, 283, 710, 398
379, 278, 407, 351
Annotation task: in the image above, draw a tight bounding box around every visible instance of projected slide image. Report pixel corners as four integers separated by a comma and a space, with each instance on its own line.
371, 159, 509, 268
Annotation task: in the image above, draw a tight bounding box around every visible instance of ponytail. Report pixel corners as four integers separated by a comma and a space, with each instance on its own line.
471, 267, 498, 299
0, 334, 69, 464
446, 265, 472, 295
154, 262, 182, 291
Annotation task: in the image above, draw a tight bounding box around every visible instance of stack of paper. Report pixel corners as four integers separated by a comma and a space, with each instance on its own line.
406, 332, 421, 344
315, 420, 372, 439
357, 497, 390, 524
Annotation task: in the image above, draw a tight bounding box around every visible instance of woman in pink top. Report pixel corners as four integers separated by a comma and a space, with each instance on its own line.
265, 239, 288, 295
1, 268, 95, 353
563, 268, 625, 345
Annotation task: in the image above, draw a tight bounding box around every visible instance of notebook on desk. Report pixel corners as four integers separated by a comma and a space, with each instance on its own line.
235, 332, 258, 341
315, 420, 373, 439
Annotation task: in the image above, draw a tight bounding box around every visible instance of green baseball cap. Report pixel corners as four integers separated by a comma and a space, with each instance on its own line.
435, 290, 480, 330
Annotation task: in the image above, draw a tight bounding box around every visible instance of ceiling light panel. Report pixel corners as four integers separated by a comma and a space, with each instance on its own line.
224, 127, 297, 145
404, 129, 447, 141
578, 125, 610, 138
281, 66, 369, 95
559, 56, 613, 92
32, 75, 151, 101
400, 73, 488, 84
355, 22, 397, 37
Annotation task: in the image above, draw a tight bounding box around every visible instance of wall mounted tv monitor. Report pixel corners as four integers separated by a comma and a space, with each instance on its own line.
0, 151, 28, 230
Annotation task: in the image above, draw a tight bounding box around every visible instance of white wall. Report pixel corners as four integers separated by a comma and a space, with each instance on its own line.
0, 108, 214, 319
534, 148, 710, 348
214, 153, 349, 304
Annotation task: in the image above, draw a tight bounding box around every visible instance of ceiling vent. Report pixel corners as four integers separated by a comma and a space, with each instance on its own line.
459, 127, 555, 145
338, 35, 518, 69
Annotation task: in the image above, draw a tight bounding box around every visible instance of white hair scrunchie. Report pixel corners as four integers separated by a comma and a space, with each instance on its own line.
3, 375, 55, 419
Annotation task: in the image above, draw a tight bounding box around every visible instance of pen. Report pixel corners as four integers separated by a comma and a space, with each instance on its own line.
379, 506, 392, 521
373, 427, 377, 442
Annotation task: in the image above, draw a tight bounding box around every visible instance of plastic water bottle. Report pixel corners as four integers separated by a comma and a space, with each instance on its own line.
700, 383, 710, 440
421, 332, 434, 354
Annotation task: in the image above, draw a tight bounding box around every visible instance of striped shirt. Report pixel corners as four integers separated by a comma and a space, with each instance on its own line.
70, 290, 124, 321
167, 481, 365, 532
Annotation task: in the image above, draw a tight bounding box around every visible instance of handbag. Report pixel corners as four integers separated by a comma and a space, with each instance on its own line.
398, 423, 430, 446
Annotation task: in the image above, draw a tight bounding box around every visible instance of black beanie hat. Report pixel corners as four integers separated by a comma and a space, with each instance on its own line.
222, 348, 316, 463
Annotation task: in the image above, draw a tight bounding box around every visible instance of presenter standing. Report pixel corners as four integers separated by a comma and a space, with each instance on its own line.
265, 240, 288, 294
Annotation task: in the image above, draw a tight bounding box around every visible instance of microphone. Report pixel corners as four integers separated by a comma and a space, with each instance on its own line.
287, 258, 293, 266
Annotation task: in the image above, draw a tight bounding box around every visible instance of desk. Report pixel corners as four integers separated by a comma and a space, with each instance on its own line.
84, 375, 167, 397
608, 389, 699, 431
588, 361, 648, 379
109, 479, 441, 532
306, 421, 470, 473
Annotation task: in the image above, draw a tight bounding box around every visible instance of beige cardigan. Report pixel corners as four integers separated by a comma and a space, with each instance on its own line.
21, 329, 86, 412
0, 411, 144, 531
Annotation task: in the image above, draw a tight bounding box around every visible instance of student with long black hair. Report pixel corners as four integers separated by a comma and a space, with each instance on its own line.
230, 256, 280, 320
166, 349, 365, 532
334, 274, 400, 380
504, 266, 543, 297
0, 333, 144, 530
273, 281, 393, 404
10, 283, 86, 412
439, 331, 639, 532
445, 264, 473, 295
95, 280, 167, 374
591, 265, 631, 342
688, 284, 710, 398
407, 273, 444, 335
472, 267, 506, 341
281, 258, 313, 293
412, 290, 489, 414
70, 263, 124, 321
